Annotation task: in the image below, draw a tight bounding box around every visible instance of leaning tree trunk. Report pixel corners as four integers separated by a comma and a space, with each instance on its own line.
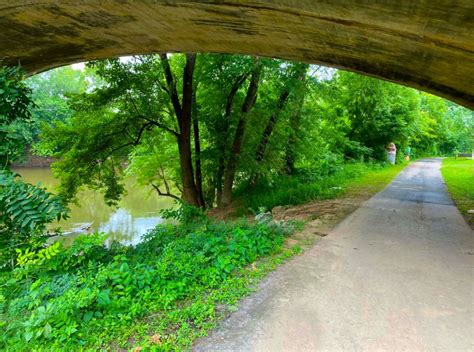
221, 59, 262, 206
255, 90, 290, 163
249, 89, 290, 186
216, 73, 249, 206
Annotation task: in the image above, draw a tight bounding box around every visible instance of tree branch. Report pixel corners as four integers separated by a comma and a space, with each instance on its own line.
225, 73, 249, 118
151, 183, 180, 200
126, 90, 179, 137
160, 166, 171, 195
139, 115, 179, 137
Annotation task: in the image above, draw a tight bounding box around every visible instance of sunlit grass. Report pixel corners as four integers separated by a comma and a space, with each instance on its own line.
441, 157, 474, 227
344, 162, 407, 198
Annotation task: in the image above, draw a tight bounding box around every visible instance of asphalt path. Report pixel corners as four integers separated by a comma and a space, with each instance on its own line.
194, 158, 473, 351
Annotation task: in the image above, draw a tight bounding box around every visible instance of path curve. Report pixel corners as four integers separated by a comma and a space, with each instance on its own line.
194, 158, 473, 351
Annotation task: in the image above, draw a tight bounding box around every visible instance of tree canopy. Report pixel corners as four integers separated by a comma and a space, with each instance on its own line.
31, 54, 472, 208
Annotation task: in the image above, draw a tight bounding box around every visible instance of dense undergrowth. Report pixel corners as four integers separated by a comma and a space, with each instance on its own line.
236, 161, 394, 213
0, 207, 298, 351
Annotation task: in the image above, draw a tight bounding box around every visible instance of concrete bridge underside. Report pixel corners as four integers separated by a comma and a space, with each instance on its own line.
1, 1, 473, 109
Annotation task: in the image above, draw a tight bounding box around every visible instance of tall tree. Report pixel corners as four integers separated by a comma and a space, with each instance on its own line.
37, 55, 202, 206
160, 53, 201, 206
255, 63, 308, 165
221, 59, 262, 206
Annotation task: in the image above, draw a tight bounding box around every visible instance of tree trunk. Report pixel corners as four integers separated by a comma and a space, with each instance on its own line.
216, 73, 249, 206
221, 59, 262, 206
160, 52, 201, 206
285, 65, 309, 174
192, 88, 205, 207
215, 161, 225, 206
255, 90, 290, 163
177, 134, 199, 206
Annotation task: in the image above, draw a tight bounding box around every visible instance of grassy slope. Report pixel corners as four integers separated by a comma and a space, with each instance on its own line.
344, 162, 406, 198
237, 162, 407, 214
441, 157, 474, 228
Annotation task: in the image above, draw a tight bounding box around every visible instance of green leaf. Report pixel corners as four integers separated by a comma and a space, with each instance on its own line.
97, 290, 110, 306
83, 311, 94, 322
24, 330, 33, 342
43, 323, 52, 338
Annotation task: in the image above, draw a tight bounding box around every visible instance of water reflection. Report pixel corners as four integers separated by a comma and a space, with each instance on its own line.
100, 209, 164, 247
14, 168, 174, 246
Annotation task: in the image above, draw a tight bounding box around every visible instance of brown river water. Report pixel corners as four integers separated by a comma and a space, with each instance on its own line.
14, 168, 174, 246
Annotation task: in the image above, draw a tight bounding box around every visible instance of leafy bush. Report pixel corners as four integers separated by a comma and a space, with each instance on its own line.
0, 171, 68, 269
0, 212, 292, 350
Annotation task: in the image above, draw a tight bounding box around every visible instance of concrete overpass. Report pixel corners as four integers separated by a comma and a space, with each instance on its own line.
1, 1, 473, 109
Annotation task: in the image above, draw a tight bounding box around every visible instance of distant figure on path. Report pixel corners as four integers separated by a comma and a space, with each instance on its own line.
404, 146, 411, 161
387, 142, 397, 164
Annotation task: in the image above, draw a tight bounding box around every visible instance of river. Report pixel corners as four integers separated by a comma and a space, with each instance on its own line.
14, 168, 175, 246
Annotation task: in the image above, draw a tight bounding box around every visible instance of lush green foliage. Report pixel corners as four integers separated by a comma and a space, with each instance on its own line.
0, 212, 295, 350
33, 56, 472, 209
307, 71, 473, 162
0, 171, 68, 269
0, 67, 34, 168
26, 66, 91, 143
441, 157, 474, 227
35, 55, 310, 207
0, 67, 69, 270
2, 54, 471, 351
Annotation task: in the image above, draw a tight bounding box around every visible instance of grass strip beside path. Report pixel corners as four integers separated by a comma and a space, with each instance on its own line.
343, 162, 407, 199
442, 157, 474, 228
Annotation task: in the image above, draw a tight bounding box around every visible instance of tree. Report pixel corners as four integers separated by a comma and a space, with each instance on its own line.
195, 54, 254, 206
37, 56, 185, 205
0, 66, 34, 168
26, 66, 91, 142
254, 63, 309, 173
0, 66, 68, 269
221, 58, 263, 205
35, 55, 472, 212
326, 71, 419, 160
159, 53, 201, 206
38, 54, 269, 208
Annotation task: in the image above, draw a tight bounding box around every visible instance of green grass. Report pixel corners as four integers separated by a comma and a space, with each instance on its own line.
344, 162, 407, 197
441, 157, 474, 227
236, 161, 407, 213
0, 210, 301, 351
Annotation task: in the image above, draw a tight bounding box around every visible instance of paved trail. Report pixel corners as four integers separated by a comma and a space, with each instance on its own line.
194, 159, 473, 351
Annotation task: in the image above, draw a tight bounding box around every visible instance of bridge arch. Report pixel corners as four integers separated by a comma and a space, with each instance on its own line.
1, 1, 473, 108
